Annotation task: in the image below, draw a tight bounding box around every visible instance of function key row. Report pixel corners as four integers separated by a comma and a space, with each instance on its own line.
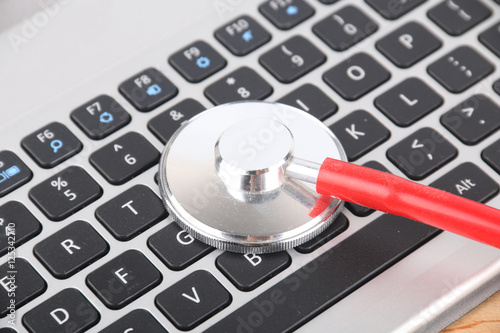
117, 2, 499, 102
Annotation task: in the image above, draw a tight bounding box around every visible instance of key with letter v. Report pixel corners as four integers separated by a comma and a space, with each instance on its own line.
156, 270, 231, 330
182, 287, 201, 303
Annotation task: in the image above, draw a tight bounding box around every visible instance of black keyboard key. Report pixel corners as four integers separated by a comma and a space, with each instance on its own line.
119, 68, 177, 112
148, 222, 213, 271
21, 122, 82, 168
428, 46, 494, 93
276, 84, 338, 121
376, 21, 442, 68
479, 21, 500, 58
295, 214, 349, 253
259, 36, 326, 83
387, 127, 457, 180
329, 110, 390, 161
0, 328, 17, 333
313, 5, 378, 51
216, 251, 291, 291
482, 138, 500, 174
0, 201, 41, 257
71, 95, 131, 140
495, 79, 500, 96
323, 53, 390, 101
87, 249, 162, 309
90, 132, 159, 185
149, 99, 205, 144
365, 0, 427, 20
96, 185, 167, 241
215, 15, 271, 56
259, 0, 314, 30
29, 166, 102, 221
428, 0, 491, 36
22, 288, 99, 333
205, 214, 439, 332
441, 94, 500, 145
0, 151, 32, 197
375, 77, 443, 127
205, 67, 273, 105
156, 270, 231, 330
34, 220, 108, 279
169, 41, 226, 83
430, 162, 499, 203
0, 258, 46, 317
100, 309, 167, 333
344, 161, 391, 217
318, 0, 339, 3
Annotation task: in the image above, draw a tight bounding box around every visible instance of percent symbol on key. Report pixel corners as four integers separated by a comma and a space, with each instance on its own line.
51, 177, 68, 190
50, 176, 77, 201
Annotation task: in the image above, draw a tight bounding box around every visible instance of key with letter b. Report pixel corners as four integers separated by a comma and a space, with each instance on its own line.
216, 251, 291, 291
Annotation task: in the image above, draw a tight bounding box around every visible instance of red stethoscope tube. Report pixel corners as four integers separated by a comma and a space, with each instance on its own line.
316, 158, 500, 248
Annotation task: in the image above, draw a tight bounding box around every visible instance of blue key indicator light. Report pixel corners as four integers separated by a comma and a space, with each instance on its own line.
146, 84, 162, 96
0, 165, 20, 183
99, 112, 114, 123
196, 56, 211, 69
50, 139, 63, 153
286, 5, 298, 15
242, 30, 253, 42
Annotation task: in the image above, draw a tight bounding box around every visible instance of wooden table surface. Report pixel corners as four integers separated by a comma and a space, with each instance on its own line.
441, 290, 500, 332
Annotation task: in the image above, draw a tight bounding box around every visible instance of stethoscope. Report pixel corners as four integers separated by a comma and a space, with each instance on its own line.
158, 101, 500, 253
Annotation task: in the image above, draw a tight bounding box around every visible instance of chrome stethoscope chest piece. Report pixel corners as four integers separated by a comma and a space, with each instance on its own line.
158, 101, 347, 253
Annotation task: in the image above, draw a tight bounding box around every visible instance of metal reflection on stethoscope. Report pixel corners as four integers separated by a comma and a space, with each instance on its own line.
158, 101, 346, 254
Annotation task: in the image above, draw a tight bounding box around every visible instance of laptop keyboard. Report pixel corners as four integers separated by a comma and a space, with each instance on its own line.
1, 0, 500, 332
